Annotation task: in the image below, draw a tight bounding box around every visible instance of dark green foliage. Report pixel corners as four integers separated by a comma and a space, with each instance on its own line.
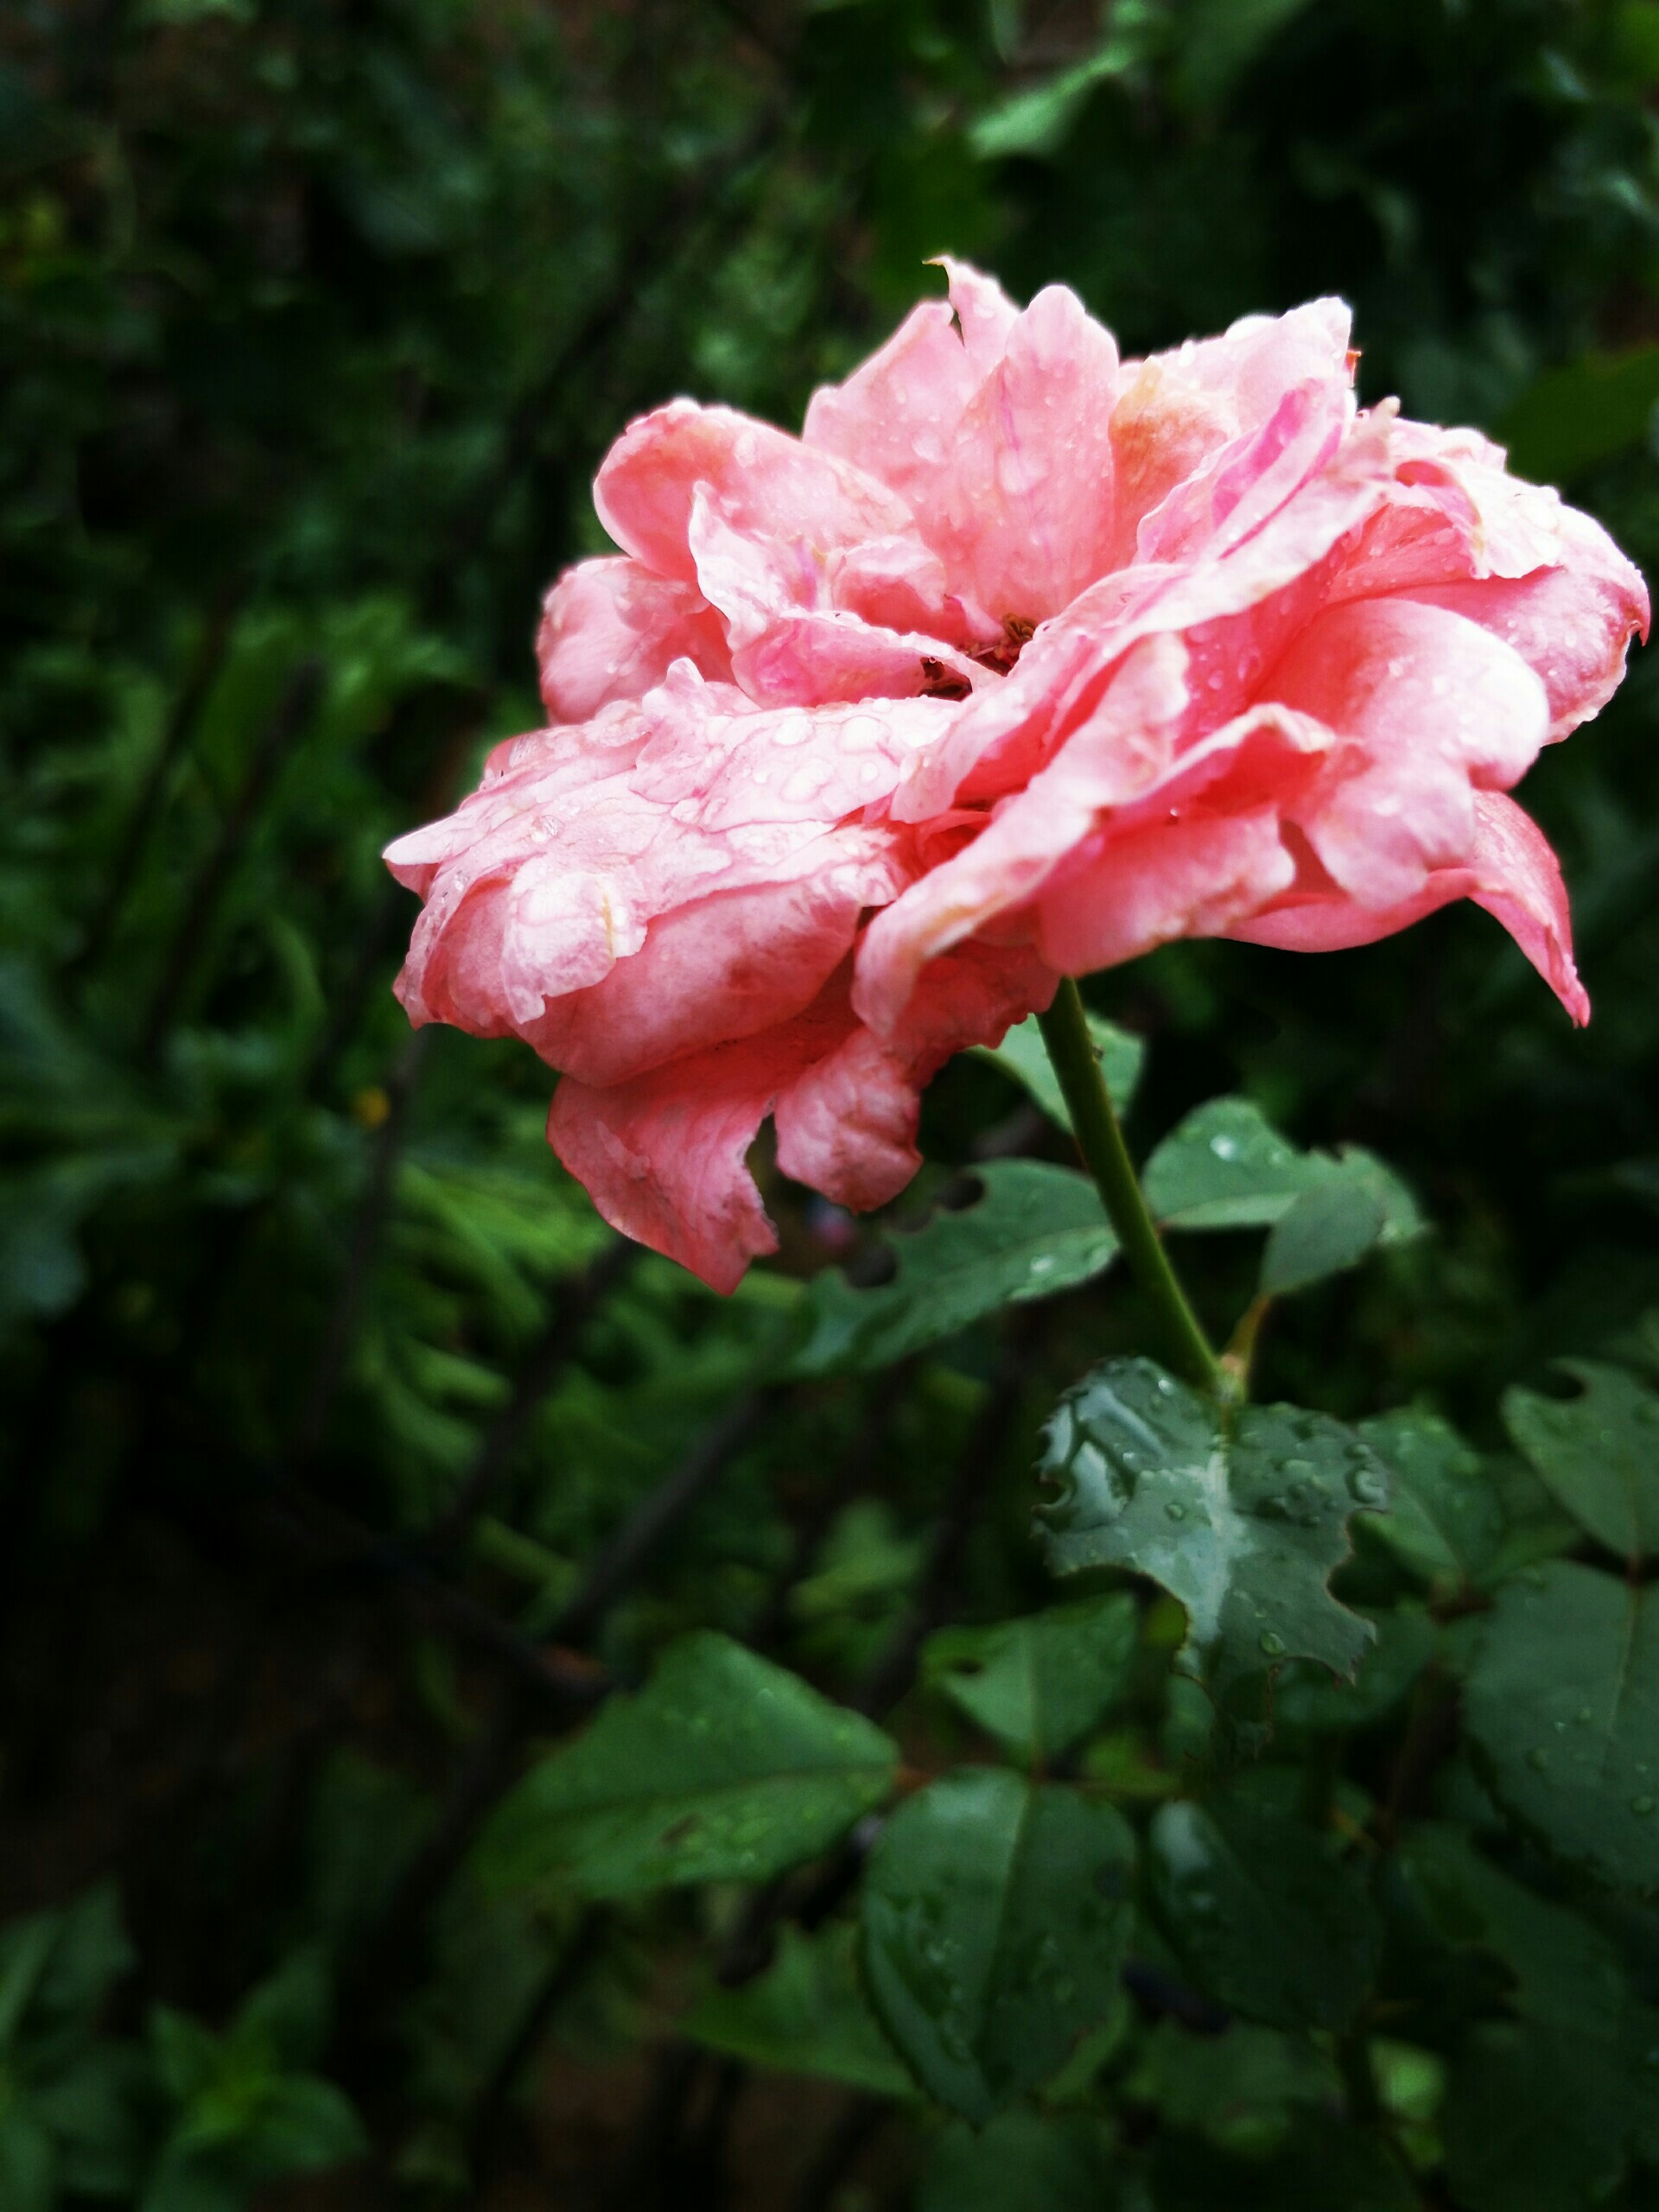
860, 1769, 1137, 2120
7, 1, 1659, 2205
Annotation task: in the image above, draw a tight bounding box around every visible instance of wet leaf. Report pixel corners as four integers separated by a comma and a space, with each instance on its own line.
1143, 1098, 1420, 1295
1147, 1795, 1381, 2031
1272, 1606, 1437, 1733
1034, 1358, 1386, 1714
789, 1161, 1117, 1377
683, 1925, 916, 2099
1464, 1564, 1659, 1891
1359, 1408, 1506, 1588
478, 1633, 898, 1898
974, 1011, 1143, 1132
920, 1592, 1138, 1763
1503, 1360, 1659, 1562
860, 1769, 1135, 2121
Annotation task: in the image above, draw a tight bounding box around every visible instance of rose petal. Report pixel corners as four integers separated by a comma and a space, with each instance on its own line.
537, 556, 733, 721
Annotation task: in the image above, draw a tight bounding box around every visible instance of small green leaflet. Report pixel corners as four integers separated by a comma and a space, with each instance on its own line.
684, 1924, 917, 2100
917, 2111, 1114, 2212
974, 1011, 1144, 1133
789, 1160, 1117, 1378
1141, 1096, 1421, 1295
477, 1632, 898, 1897
1034, 1358, 1387, 1713
1503, 1360, 1659, 1562
1359, 1408, 1506, 1590
1463, 1562, 1659, 1893
1147, 1795, 1381, 2031
860, 1769, 1135, 2122
921, 1593, 1137, 1764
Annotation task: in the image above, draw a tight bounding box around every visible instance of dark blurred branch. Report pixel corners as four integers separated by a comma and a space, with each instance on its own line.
427, 1233, 643, 1551
467, 1905, 613, 2168
139, 658, 323, 1063
325, 1385, 779, 2061
550, 1386, 772, 1644
291, 1028, 430, 1466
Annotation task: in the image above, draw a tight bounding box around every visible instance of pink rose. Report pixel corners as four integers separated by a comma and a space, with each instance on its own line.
387, 263, 1646, 1292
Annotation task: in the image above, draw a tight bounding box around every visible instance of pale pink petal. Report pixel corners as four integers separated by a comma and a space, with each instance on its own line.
1393, 505, 1649, 740
1272, 597, 1550, 908
854, 636, 1192, 1029
890, 405, 1402, 826
537, 556, 732, 721
779, 942, 1056, 1208
548, 994, 859, 1295
1035, 809, 1296, 973
926, 283, 1122, 626
1465, 787, 1589, 1023
684, 486, 977, 704
594, 400, 913, 587
802, 260, 1018, 517
1227, 791, 1587, 1024
529, 833, 906, 1088
1112, 299, 1353, 563
631, 662, 957, 832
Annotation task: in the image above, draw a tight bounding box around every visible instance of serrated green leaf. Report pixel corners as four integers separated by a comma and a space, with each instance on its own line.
1359, 1408, 1506, 1588
1272, 1606, 1437, 1733
1143, 1098, 1421, 1287
974, 1012, 1143, 1133
1034, 1358, 1385, 1713
1395, 1825, 1628, 2035
1504, 1361, 1659, 1562
860, 1769, 1135, 2121
1464, 1563, 1659, 1892
789, 1161, 1117, 1378
1147, 1795, 1380, 2031
920, 1592, 1137, 1763
916, 2109, 1113, 2212
683, 1924, 916, 2099
1397, 1826, 1659, 2207
478, 1632, 898, 1898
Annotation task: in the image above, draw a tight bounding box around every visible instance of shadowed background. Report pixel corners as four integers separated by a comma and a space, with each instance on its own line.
5, 1, 1659, 2206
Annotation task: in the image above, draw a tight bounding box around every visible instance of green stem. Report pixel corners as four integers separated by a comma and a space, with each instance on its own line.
1037, 978, 1225, 1397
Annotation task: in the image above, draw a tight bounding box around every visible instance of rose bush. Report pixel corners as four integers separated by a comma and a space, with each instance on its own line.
387, 263, 1646, 1291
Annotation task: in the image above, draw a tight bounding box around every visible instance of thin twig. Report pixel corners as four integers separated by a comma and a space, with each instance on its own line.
139, 659, 324, 1062
467, 1906, 613, 2164
427, 1234, 642, 1552
551, 1388, 772, 1645
291, 1028, 429, 1466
